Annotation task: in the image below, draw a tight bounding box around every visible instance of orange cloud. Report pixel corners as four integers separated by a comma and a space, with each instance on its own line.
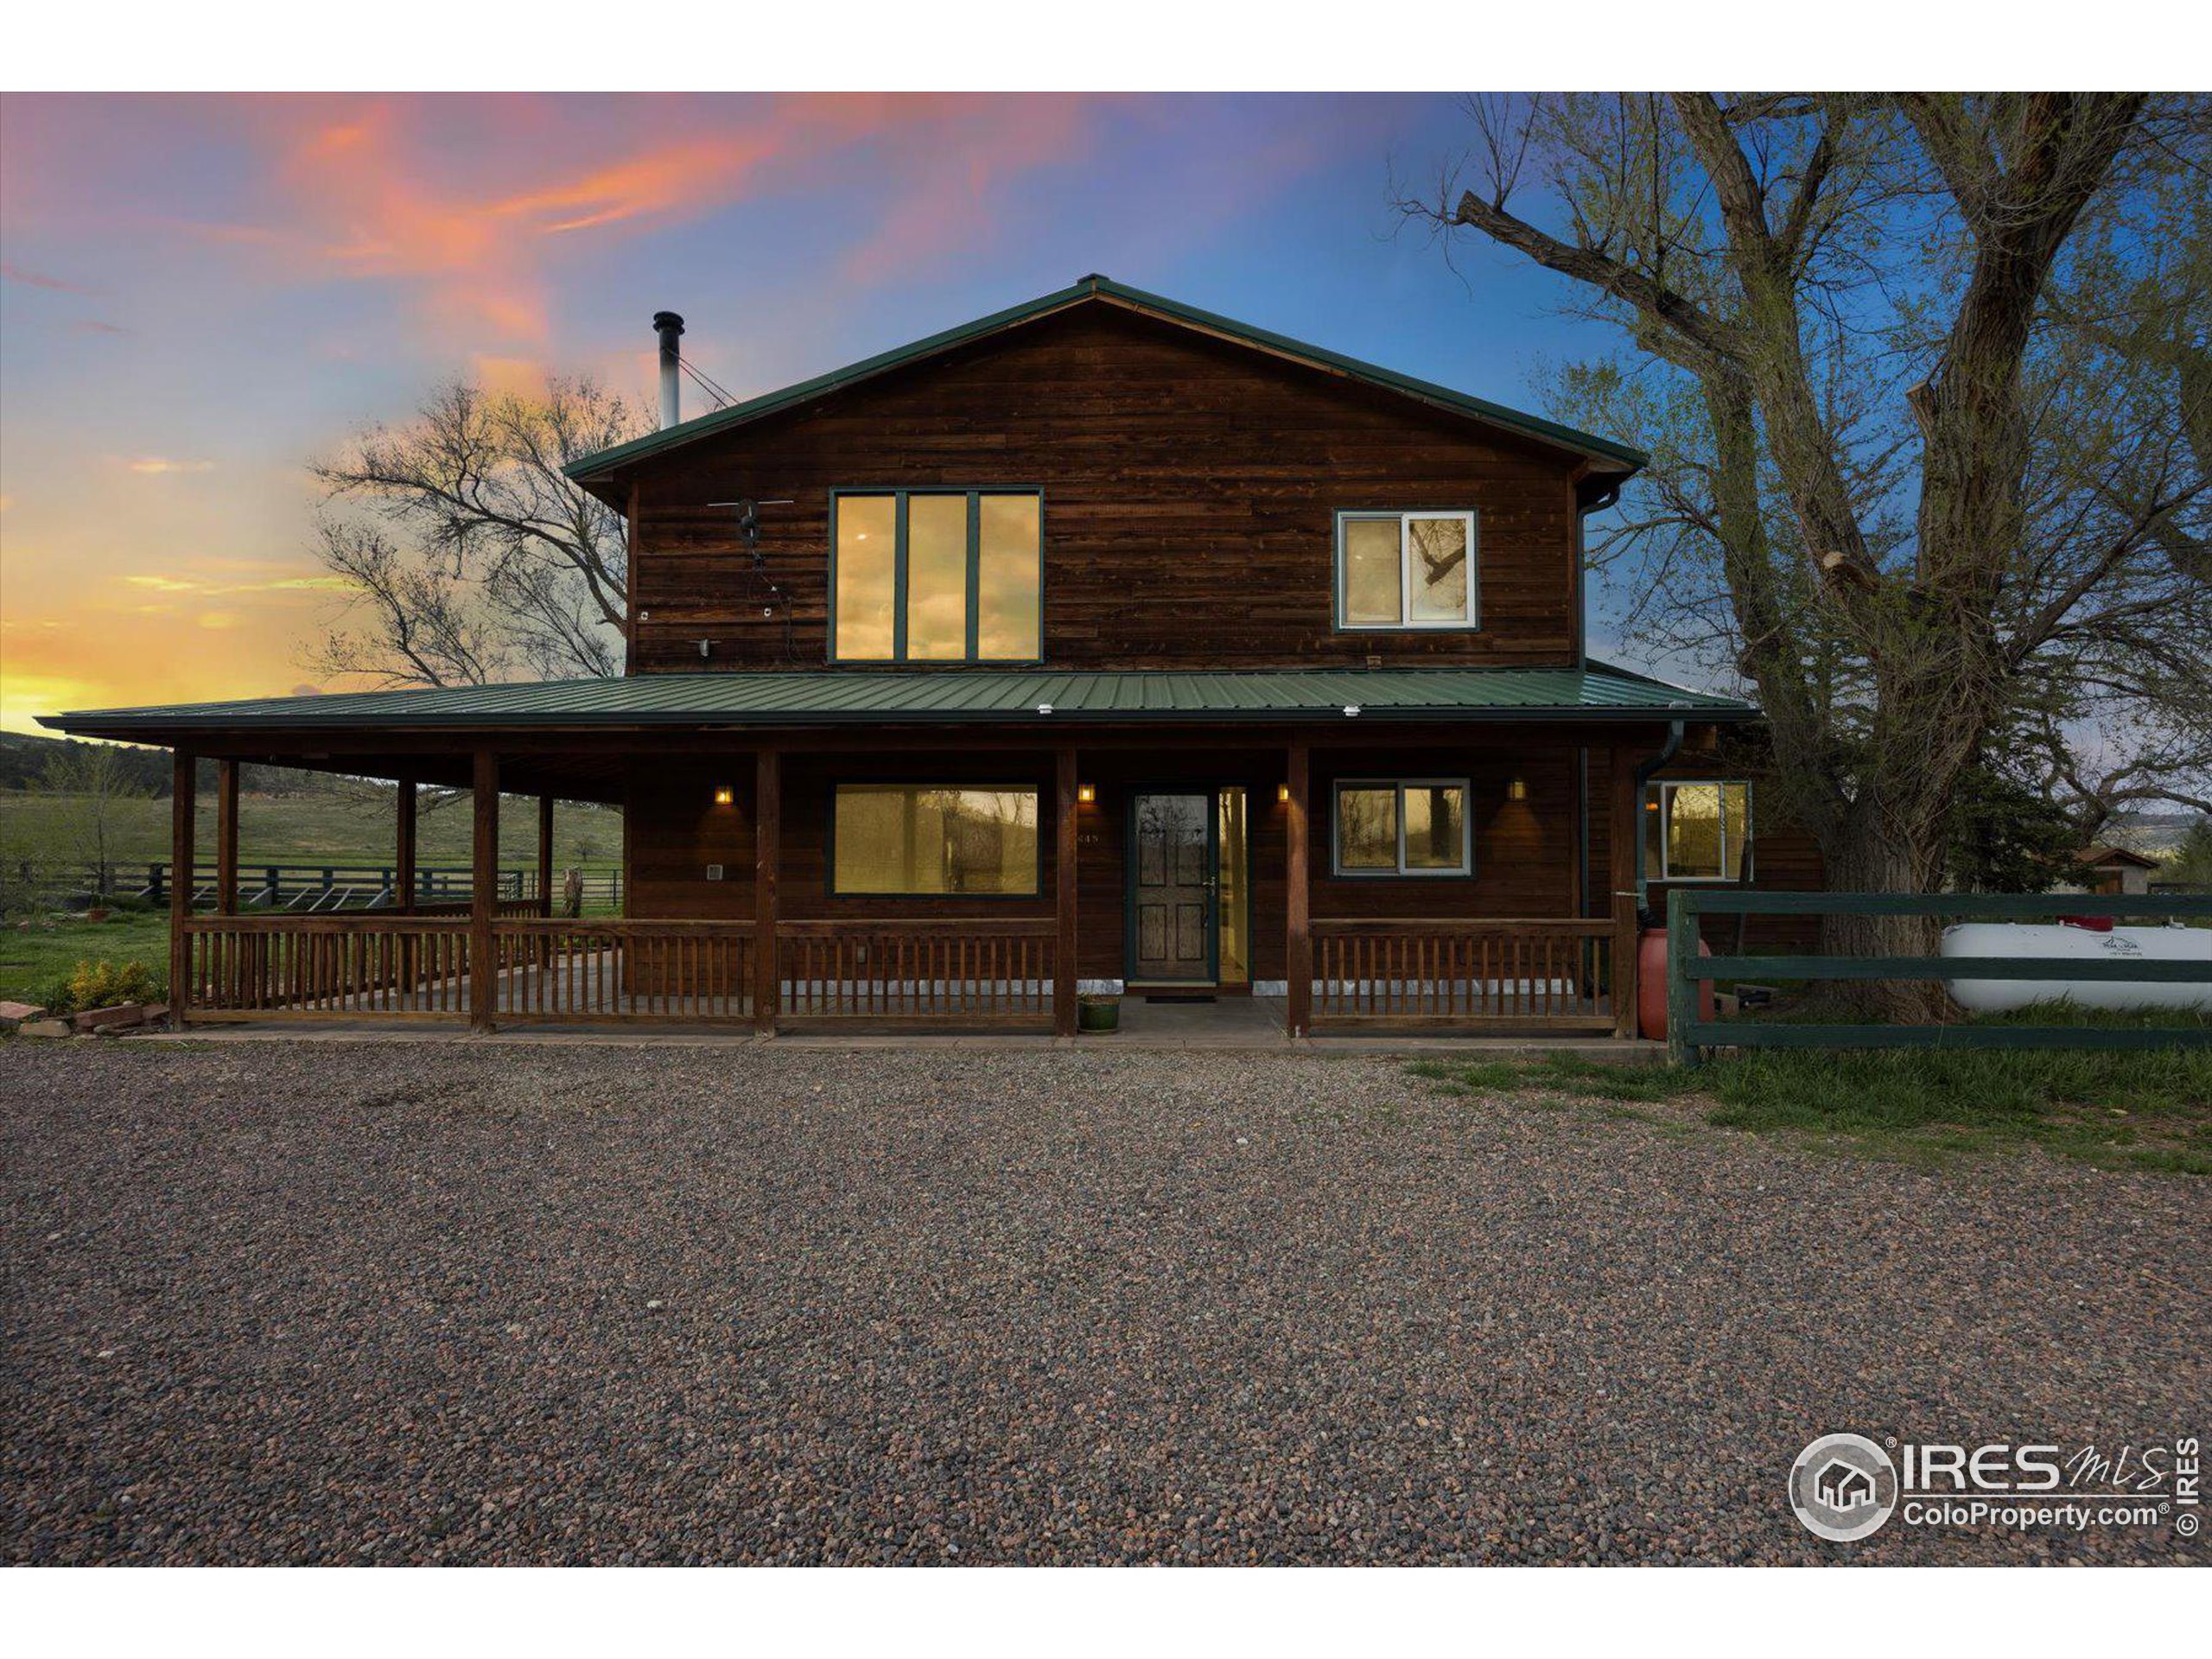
134, 94, 1121, 355
124, 457, 215, 474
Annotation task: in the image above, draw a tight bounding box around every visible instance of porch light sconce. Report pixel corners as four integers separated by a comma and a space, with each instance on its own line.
1077, 784, 1096, 804
712, 786, 734, 806
1276, 783, 1291, 804
1508, 778, 1528, 802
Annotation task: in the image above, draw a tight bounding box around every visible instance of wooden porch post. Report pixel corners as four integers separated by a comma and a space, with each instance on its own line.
537, 793, 556, 917
1609, 743, 1641, 1039
169, 753, 196, 1028
394, 777, 417, 912
214, 759, 239, 916
470, 751, 499, 1033
1055, 746, 1078, 1039
753, 747, 779, 1034
1286, 737, 1311, 1039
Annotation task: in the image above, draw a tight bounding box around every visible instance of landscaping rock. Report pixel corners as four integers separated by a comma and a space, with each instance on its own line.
15, 1019, 73, 1039
67, 1003, 149, 1033
0, 1001, 48, 1030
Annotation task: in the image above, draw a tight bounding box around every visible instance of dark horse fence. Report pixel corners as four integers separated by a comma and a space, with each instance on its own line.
1665, 889, 2212, 1063
26, 861, 626, 912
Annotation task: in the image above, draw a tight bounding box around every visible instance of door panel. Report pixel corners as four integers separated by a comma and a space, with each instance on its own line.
1131, 792, 1214, 982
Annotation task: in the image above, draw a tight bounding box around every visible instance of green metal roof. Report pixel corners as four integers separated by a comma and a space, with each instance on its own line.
44, 664, 1751, 737
566, 275, 1649, 482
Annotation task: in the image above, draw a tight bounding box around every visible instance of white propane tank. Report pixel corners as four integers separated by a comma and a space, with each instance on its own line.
1941, 922, 2212, 1014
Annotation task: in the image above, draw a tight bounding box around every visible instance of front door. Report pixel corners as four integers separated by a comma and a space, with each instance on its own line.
1129, 791, 1216, 984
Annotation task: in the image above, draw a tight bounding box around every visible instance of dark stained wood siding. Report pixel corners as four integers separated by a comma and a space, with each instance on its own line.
625, 738, 1592, 980
619, 302, 1584, 674
1583, 744, 1827, 950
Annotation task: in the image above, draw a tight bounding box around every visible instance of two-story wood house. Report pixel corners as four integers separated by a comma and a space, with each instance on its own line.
46, 276, 1776, 1038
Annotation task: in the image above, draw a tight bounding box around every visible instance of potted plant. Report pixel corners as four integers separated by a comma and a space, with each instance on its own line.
1077, 991, 1121, 1033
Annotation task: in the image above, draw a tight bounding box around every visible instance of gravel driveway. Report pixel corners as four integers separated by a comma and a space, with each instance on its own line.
4, 1039, 2204, 1565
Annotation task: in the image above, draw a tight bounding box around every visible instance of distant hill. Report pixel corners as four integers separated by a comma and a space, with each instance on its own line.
3, 731, 346, 798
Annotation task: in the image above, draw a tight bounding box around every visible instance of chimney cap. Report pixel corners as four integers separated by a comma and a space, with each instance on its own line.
652, 311, 685, 334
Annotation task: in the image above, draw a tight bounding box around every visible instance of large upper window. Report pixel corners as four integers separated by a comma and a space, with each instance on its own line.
831, 785, 1040, 895
831, 490, 1042, 663
1336, 510, 1478, 630
1645, 780, 1751, 881
1332, 779, 1471, 876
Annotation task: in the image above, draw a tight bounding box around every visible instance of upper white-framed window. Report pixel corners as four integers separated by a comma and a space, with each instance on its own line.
1334, 509, 1478, 631
1644, 779, 1753, 881
1331, 779, 1472, 877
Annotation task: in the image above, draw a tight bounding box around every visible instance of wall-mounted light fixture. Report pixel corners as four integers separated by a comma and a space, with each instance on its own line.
1277, 783, 1292, 804
713, 786, 734, 806
1508, 778, 1528, 802
1077, 783, 1096, 804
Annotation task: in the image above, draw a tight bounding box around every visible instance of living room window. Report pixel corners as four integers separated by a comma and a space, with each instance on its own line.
830, 785, 1041, 895
1332, 779, 1471, 876
1335, 510, 1478, 630
830, 490, 1042, 662
1644, 780, 1752, 881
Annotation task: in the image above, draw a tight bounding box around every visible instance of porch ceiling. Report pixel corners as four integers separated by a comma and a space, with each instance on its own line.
41, 662, 1755, 745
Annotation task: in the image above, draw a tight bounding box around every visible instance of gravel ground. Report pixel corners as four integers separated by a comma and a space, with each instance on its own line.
3, 1039, 2204, 1566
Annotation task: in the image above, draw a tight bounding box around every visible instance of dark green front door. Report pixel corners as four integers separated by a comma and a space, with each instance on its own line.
1129, 791, 1216, 984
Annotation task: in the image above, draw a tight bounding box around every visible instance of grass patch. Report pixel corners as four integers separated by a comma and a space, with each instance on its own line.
1, 912, 171, 1006
1410, 1011, 2212, 1175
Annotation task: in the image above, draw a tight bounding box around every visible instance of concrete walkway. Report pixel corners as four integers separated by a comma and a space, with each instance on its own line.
133, 1026, 1663, 1065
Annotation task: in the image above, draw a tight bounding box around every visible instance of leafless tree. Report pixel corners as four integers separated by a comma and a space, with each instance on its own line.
33, 743, 154, 898
306, 377, 645, 687
1406, 93, 2209, 1015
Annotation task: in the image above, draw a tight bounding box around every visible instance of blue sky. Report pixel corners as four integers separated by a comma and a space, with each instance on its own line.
1, 92, 1627, 729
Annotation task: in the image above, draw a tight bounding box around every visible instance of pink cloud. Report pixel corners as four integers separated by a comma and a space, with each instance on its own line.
2, 260, 97, 292
10, 95, 1128, 356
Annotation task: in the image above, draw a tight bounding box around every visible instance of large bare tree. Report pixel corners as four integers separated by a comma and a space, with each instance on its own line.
1409, 93, 2210, 1014
307, 377, 645, 686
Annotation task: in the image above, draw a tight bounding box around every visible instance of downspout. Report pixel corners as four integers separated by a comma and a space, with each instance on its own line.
1573, 477, 1624, 914
1631, 720, 1687, 916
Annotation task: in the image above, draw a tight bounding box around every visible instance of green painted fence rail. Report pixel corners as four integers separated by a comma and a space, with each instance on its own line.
1665, 889, 2212, 1064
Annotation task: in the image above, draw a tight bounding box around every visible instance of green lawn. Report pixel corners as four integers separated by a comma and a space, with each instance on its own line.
1, 910, 171, 1008
1412, 1012, 2212, 1176
0, 788, 623, 873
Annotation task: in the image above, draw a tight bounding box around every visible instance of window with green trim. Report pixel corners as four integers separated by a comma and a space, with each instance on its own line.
830, 785, 1040, 894
1332, 779, 1471, 876
831, 490, 1042, 663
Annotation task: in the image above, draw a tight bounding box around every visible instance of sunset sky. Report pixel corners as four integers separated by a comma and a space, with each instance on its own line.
0, 92, 1610, 734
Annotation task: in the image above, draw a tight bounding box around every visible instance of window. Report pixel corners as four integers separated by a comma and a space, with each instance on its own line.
1335, 510, 1478, 629
1645, 780, 1752, 881
831, 490, 1042, 663
830, 785, 1040, 895
1332, 779, 1471, 876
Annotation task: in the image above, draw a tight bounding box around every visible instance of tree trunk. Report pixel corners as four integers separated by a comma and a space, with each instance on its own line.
1815, 804, 1956, 1023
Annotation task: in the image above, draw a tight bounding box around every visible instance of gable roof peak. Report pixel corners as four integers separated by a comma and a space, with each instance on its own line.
564, 276, 1648, 488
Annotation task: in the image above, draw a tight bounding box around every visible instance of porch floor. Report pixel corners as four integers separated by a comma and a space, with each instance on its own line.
135, 1009, 1660, 1058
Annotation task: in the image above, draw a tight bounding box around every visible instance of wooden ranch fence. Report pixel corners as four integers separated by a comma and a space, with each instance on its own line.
1665, 890, 2212, 1063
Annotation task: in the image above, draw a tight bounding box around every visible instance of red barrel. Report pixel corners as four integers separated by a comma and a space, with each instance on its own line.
1638, 925, 1713, 1040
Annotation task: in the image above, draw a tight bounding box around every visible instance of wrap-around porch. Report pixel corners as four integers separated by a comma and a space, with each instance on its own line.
160, 721, 1668, 1041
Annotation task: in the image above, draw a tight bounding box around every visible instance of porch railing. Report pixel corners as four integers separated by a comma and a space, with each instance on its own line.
491, 918, 754, 1023
777, 918, 1057, 1027
181, 914, 474, 1018
178, 912, 1612, 1035
1310, 918, 1618, 1031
